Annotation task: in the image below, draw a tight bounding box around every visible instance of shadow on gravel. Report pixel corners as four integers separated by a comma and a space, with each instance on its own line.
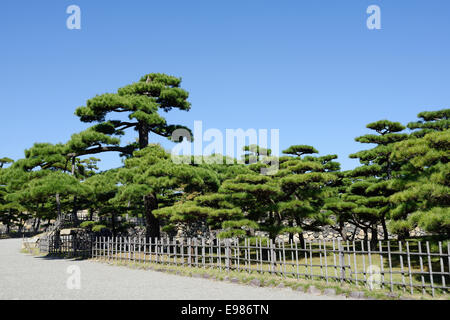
33, 253, 87, 261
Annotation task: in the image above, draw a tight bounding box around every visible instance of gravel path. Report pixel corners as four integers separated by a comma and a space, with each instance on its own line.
0, 239, 350, 300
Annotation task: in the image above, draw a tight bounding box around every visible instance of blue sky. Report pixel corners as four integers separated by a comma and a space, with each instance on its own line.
1, 0, 449, 171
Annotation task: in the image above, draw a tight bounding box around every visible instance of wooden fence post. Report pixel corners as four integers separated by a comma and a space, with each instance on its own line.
181, 238, 184, 266
295, 240, 299, 280
352, 241, 357, 284
426, 241, 435, 297
378, 240, 385, 289
399, 241, 406, 292
282, 240, 286, 278
438, 242, 446, 293
237, 238, 240, 272
387, 241, 394, 292
188, 238, 191, 267
338, 240, 345, 282
418, 241, 426, 295
225, 239, 230, 273
259, 238, 263, 274
406, 241, 413, 295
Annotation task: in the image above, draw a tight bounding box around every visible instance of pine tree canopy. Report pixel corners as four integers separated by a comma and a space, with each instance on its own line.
0, 72, 447, 243
75, 73, 192, 154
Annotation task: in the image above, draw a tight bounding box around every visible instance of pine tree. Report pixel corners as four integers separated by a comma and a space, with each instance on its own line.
323, 172, 358, 241
389, 129, 449, 237
388, 109, 449, 238
348, 120, 408, 243
74, 73, 191, 156
5, 143, 82, 230
0, 157, 13, 169
277, 145, 338, 244
220, 172, 281, 239
153, 156, 249, 238
81, 169, 125, 236
115, 144, 220, 239
407, 108, 449, 137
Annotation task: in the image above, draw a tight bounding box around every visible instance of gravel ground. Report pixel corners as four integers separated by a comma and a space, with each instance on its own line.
0, 239, 351, 300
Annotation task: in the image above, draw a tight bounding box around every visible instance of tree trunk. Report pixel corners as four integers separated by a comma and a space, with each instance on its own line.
350, 226, 358, 241
111, 212, 116, 237
381, 215, 389, 241
144, 193, 160, 239
339, 221, 347, 241
71, 196, 79, 225
71, 156, 76, 175
18, 219, 23, 234
56, 193, 61, 219
33, 218, 41, 233
138, 123, 149, 149
288, 220, 293, 243
398, 229, 410, 241
298, 232, 305, 249
370, 225, 378, 250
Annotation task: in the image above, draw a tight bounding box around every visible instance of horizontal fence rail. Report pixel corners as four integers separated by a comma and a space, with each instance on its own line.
90, 237, 450, 297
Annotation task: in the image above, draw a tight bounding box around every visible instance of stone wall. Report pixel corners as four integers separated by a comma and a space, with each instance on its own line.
95, 217, 428, 242
267, 223, 427, 242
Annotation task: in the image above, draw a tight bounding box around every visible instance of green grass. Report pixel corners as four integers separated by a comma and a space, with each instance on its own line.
91, 256, 449, 300
90, 250, 450, 300
92, 237, 450, 298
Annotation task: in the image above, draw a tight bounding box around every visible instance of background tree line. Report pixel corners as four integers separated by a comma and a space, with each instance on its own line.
0, 73, 448, 245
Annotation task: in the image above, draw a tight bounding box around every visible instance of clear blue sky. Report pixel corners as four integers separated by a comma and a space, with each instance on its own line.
1, 0, 449, 171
